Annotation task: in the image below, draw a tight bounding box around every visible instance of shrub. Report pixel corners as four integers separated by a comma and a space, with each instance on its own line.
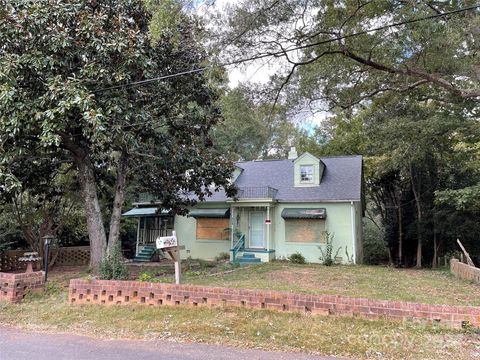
100, 243, 129, 280
215, 252, 230, 262
363, 219, 389, 265
318, 232, 341, 266
288, 252, 306, 264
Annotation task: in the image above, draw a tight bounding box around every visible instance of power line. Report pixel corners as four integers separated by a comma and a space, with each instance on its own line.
94, 4, 480, 93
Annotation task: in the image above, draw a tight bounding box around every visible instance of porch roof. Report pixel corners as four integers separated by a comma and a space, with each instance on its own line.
122, 207, 170, 217
281, 208, 326, 219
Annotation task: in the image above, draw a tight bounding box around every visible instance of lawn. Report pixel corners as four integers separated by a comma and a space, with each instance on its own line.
1, 285, 479, 360
1, 264, 479, 359
176, 262, 480, 306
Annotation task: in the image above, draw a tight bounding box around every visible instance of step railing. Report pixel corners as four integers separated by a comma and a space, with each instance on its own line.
231, 234, 245, 264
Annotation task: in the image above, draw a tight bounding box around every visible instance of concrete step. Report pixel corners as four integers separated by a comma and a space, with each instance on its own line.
237, 257, 261, 264
241, 253, 256, 259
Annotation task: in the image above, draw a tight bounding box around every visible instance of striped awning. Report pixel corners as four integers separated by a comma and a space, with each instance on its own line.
281, 208, 326, 219
189, 208, 230, 218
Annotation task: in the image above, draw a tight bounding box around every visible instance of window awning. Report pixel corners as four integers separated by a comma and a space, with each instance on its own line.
281, 208, 326, 219
122, 207, 170, 218
189, 208, 230, 218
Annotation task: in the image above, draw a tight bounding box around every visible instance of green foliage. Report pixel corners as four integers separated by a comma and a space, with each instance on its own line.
0, 0, 236, 271
145, 0, 184, 45
184, 270, 208, 276
318, 232, 341, 266
138, 271, 162, 282
363, 219, 389, 265
215, 252, 230, 262
100, 244, 129, 280
288, 252, 306, 264
215, 86, 299, 160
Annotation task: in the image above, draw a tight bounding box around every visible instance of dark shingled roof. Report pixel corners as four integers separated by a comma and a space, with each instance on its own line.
204, 155, 363, 202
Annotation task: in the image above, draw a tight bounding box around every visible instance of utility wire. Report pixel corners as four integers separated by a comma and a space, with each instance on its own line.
94, 4, 480, 93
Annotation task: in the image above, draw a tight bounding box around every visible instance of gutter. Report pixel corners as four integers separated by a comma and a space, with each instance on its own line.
350, 201, 357, 264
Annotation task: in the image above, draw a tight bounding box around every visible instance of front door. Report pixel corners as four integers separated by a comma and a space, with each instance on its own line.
249, 211, 265, 248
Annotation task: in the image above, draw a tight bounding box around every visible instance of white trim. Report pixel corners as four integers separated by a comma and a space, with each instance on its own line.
135, 218, 141, 256
227, 199, 277, 204
266, 206, 270, 251
350, 201, 357, 264
299, 164, 314, 183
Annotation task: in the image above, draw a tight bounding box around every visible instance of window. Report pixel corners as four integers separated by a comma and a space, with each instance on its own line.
196, 218, 230, 240
300, 165, 314, 182
285, 219, 326, 243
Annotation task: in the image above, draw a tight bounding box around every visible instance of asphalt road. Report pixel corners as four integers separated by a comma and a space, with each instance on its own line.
0, 326, 346, 360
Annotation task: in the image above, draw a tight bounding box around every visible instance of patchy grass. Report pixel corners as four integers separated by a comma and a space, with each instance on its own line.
1, 287, 479, 360
179, 262, 480, 306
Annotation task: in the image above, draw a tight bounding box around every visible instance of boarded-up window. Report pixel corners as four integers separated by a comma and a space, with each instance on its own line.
196, 218, 230, 240
285, 219, 326, 243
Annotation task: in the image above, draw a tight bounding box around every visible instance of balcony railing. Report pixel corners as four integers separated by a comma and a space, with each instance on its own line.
236, 186, 278, 199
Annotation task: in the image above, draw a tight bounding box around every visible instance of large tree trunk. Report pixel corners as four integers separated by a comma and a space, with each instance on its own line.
432, 208, 438, 268
398, 204, 403, 266
75, 155, 107, 273
107, 151, 129, 256
410, 164, 422, 268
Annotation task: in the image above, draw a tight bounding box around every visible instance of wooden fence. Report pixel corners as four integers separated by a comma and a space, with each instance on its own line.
0, 246, 90, 272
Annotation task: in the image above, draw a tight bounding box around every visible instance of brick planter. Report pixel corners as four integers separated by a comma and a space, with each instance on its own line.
0, 271, 45, 303
451, 258, 480, 284
69, 279, 480, 329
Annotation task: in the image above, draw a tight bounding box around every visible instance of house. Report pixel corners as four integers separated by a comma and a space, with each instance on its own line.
122, 148, 364, 264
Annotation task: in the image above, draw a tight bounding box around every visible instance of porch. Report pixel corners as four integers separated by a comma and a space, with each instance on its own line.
121, 207, 174, 261
229, 186, 278, 264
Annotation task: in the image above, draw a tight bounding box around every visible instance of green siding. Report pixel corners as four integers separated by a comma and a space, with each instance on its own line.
273, 202, 353, 263
174, 200, 362, 264
175, 203, 231, 261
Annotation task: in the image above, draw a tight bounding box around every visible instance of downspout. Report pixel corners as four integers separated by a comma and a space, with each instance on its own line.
350, 201, 357, 264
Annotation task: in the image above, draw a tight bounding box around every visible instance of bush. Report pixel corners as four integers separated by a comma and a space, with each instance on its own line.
137, 270, 166, 282
215, 252, 230, 262
100, 243, 129, 280
288, 252, 306, 264
363, 219, 389, 265
318, 232, 341, 266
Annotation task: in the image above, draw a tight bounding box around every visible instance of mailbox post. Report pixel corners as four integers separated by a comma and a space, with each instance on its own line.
156, 231, 184, 285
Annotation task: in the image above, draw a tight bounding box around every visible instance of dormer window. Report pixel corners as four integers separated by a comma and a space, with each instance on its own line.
293, 152, 325, 187
300, 165, 314, 183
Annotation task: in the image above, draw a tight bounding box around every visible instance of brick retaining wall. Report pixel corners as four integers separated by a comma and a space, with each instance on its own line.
451, 258, 480, 284
0, 271, 45, 303
69, 279, 480, 329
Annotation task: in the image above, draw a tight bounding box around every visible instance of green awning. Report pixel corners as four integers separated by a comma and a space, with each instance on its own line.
281, 208, 326, 219
122, 207, 170, 217
189, 208, 230, 218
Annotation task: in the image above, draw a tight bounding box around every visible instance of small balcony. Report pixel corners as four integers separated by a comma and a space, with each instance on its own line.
236, 186, 278, 200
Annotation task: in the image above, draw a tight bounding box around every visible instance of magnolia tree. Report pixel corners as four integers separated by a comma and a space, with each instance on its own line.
0, 0, 235, 272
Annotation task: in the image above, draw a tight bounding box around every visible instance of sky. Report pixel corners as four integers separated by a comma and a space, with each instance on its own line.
192, 0, 331, 130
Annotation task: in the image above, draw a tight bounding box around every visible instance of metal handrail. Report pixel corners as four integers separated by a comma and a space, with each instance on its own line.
231, 234, 245, 263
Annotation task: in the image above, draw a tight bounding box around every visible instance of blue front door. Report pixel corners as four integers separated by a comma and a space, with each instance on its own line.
249, 211, 265, 248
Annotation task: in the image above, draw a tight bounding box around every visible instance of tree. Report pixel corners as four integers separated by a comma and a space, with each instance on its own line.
299, 91, 480, 267
214, 85, 300, 161
215, 1, 480, 108
0, 0, 235, 272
